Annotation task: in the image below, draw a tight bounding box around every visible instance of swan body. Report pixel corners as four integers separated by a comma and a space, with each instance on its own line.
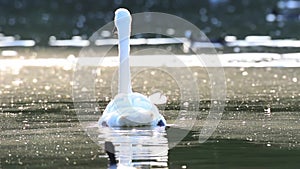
99, 93, 166, 127
98, 8, 166, 127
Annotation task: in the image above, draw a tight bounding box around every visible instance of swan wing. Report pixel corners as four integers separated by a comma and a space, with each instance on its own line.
117, 108, 154, 126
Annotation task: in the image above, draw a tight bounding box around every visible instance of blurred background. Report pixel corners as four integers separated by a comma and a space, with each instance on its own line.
0, 0, 299, 46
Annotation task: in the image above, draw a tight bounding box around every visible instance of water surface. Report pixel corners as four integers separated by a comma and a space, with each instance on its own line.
1, 50, 300, 168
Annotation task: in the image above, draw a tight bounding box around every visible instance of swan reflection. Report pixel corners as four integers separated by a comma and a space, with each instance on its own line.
98, 127, 168, 168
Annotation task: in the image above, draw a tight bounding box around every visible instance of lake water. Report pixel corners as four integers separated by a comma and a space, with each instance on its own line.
2, 109, 300, 169
1, 50, 300, 168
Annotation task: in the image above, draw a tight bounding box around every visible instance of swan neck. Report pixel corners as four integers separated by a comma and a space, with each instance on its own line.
118, 36, 132, 94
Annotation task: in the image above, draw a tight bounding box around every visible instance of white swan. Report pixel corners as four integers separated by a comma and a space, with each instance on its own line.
98, 8, 166, 127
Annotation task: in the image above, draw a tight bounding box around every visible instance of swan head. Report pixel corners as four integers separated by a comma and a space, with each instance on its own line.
114, 8, 132, 39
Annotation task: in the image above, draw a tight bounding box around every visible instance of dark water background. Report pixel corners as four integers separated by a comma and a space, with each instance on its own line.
0, 0, 300, 45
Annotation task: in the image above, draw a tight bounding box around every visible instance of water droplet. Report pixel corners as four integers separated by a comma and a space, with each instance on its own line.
242, 71, 248, 76
65, 157, 69, 161
44, 86, 51, 90
266, 14, 276, 22
32, 78, 38, 83
183, 102, 189, 107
